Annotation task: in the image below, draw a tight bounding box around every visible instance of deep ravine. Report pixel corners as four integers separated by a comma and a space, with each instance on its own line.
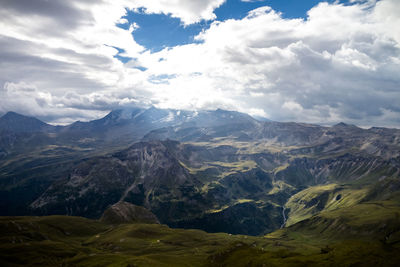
280, 206, 287, 229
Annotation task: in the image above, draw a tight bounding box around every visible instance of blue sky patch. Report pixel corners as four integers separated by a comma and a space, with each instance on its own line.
119, 9, 207, 52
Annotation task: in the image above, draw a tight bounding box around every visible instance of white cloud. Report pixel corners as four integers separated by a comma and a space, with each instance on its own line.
126, 0, 226, 25
0, 0, 227, 123
283, 101, 303, 112
0, 0, 399, 127
138, 0, 400, 127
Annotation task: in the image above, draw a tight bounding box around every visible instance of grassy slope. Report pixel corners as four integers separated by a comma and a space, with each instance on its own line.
284, 183, 370, 226
1, 204, 400, 267
0, 216, 264, 266
264, 201, 400, 266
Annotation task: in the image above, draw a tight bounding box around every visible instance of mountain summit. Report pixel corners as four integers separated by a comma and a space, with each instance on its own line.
0, 112, 54, 133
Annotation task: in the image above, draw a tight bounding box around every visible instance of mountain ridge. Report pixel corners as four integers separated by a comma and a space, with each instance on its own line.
0, 111, 56, 133
0, 107, 400, 236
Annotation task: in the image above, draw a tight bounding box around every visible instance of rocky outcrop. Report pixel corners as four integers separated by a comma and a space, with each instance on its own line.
100, 201, 159, 224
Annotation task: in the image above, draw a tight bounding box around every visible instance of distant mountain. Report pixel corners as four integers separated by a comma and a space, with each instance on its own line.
0, 107, 268, 145
251, 115, 271, 122
0, 111, 55, 133
0, 112, 60, 158
0, 107, 263, 155
61, 107, 261, 143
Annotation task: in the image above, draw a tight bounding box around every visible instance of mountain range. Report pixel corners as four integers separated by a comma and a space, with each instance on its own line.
1, 107, 400, 265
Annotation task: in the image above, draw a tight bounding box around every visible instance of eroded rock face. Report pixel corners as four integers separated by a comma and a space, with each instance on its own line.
100, 201, 159, 225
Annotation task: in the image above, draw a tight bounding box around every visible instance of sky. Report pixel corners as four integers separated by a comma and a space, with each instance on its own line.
0, 0, 399, 127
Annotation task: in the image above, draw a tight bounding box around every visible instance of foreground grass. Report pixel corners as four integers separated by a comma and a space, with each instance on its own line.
1, 202, 400, 267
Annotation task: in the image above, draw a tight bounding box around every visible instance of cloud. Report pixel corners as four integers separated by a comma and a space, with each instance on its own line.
0, 0, 227, 123
138, 1, 400, 127
0, 0, 399, 127
127, 0, 226, 25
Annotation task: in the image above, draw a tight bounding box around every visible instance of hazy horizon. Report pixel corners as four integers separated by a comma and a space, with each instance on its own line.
2, 106, 399, 130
